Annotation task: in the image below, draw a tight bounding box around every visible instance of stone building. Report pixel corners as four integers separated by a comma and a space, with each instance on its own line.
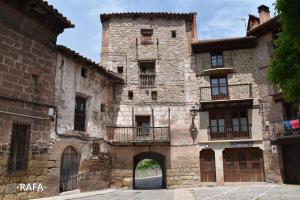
46, 45, 123, 196
0, 0, 73, 199
247, 5, 300, 184
100, 12, 202, 188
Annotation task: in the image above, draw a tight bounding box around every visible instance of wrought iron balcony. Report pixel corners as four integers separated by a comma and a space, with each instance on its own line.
139, 73, 155, 87
200, 84, 253, 102
208, 125, 251, 140
270, 121, 300, 140
107, 126, 170, 144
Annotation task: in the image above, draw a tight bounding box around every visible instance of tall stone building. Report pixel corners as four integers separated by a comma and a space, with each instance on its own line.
0, 0, 73, 199
100, 12, 201, 188
247, 5, 300, 184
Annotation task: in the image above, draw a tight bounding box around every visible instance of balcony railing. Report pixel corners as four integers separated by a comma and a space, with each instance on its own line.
270, 121, 300, 140
200, 84, 253, 102
139, 73, 155, 87
208, 125, 251, 140
107, 126, 170, 143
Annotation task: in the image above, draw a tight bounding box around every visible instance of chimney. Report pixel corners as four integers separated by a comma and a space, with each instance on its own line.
258, 5, 270, 24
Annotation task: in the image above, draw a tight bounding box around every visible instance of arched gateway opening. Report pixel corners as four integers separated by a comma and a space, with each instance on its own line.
60, 146, 80, 192
133, 152, 166, 189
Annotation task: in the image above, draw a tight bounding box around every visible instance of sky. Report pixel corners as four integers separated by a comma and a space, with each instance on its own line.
47, 0, 276, 63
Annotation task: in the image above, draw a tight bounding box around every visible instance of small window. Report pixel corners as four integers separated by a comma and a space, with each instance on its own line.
117, 66, 123, 74
74, 96, 87, 131
32, 74, 39, 93
81, 67, 88, 78
101, 103, 106, 113
141, 29, 153, 44
8, 123, 30, 173
211, 53, 224, 68
92, 142, 100, 156
171, 30, 176, 38
151, 91, 157, 101
128, 91, 133, 100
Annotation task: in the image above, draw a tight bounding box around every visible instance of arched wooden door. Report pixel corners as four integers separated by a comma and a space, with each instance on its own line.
200, 149, 216, 182
60, 146, 79, 192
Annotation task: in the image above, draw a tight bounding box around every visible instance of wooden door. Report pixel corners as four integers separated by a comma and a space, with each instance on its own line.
223, 148, 265, 182
60, 147, 79, 192
200, 149, 216, 182
283, 144, 300, 184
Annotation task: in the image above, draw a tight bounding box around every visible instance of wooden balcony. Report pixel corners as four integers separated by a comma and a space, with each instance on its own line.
200, 84, 253, 102
270, 121, 300, 140
107, 126, 170, 145
208, 125, 251, 140
139, 73, 155, 87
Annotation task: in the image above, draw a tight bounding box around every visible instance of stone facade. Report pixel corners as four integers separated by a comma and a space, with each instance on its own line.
46, 47, 122, 196
101, 13, 201, 188
0, 1, 72, 199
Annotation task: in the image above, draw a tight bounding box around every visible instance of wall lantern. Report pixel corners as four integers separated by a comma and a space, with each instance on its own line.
190, 104, 200, 118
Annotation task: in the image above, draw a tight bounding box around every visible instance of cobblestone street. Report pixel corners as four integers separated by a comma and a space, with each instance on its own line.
68, 184, 300, 200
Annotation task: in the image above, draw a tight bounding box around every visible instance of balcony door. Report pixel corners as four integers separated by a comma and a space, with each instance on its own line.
210, 77, 228, 100
136, 116, 151, 137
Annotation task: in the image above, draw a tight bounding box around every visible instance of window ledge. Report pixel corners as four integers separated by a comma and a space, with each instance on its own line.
201, 68, 235, 76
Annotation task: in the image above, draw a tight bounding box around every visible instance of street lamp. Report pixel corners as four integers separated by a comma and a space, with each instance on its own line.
190, 104, 199, 118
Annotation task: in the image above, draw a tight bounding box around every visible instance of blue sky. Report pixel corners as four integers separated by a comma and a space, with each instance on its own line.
47, 0, 275, 63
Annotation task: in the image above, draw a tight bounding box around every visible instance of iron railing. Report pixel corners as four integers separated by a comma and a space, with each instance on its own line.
107, 126, 170, 143
200, 84, 252, 102
270, 121, 300, 140
208, 125, 251, 140
139, 73, 155, 87
195, 54, 233, 72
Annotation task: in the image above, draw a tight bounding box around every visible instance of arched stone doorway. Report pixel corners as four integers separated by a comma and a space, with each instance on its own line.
133, 152, 166, 189
200, 149, 216, 182
60, 146, 80, 192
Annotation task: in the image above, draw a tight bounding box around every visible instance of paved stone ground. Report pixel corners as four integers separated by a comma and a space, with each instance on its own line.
71, 184, 300, 200
135, 176, 163, 189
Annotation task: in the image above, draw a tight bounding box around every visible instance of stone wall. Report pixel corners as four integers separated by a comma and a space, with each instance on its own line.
101, 15, 201, 188
0, 1, 58, 199
46, 52, 115, 196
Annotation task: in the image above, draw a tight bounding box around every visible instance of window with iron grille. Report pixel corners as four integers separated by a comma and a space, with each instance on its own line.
74, 96, 87, 131
211, 52, 224, 68
92, 142, 100, 156
139, 61, 155, 87
8, 123, 30, 173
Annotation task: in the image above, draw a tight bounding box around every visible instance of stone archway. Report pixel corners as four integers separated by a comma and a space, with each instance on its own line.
60, 146, 80, 192
133, 151, 166, 189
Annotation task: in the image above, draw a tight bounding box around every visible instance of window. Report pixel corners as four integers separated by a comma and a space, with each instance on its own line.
117, 66, 123, 74
74, 96, 87, 131
151, 91, 157, 101
92, 142, 100, 156
171, 30, 176, 38
210, 113, 225, 133
210, 77, 228, 100
128, 91, 133, 100
139, 61, 155, 87
81, 67, 88, 78
101, 103, 106, 113
211, 53, 224, 68
8, 123, 30, 173
231, 111, 248, 133
136, 116, 151, 136
283, 102, 299, 120
141, 29, 153, 44
32, 74, 39, 93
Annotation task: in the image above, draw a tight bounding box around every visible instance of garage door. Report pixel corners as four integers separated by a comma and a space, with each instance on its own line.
283, 144, 300, 184
223, 148, 265, 182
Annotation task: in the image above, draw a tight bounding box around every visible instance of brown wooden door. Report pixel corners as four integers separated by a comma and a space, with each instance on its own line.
60, 147, 79, 192
200, 149, 216, 182
283, 144, 300, 184
223, 148, 265, 182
